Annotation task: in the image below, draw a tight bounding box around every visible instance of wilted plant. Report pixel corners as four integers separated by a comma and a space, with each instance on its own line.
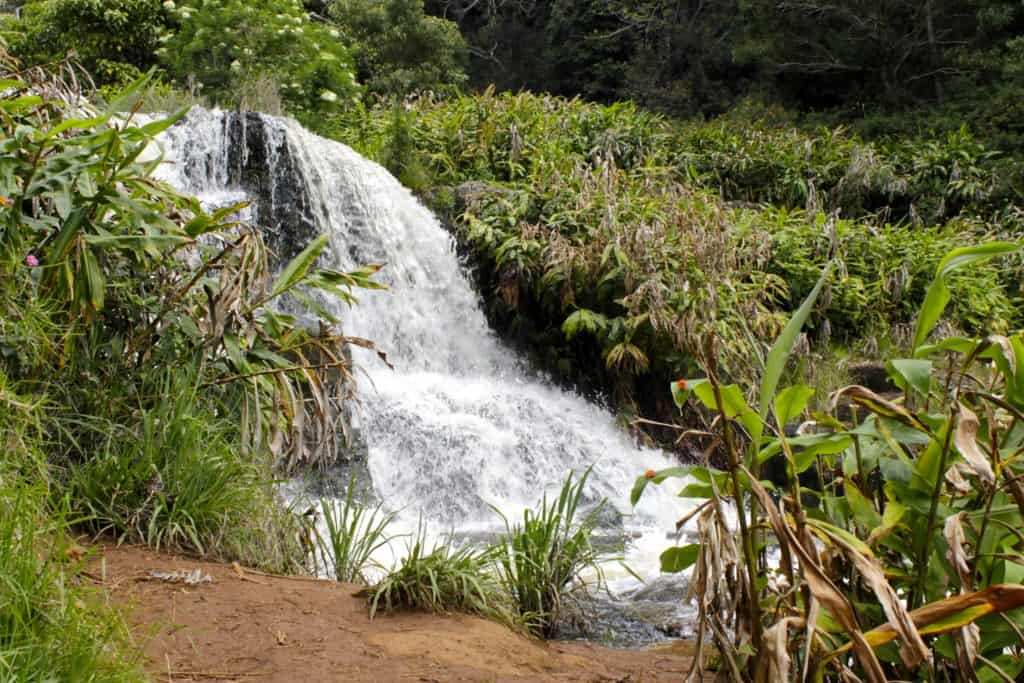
635, 242, 1024, 680
491, 467, 607, 637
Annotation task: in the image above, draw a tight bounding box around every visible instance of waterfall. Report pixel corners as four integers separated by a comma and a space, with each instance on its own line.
156, 109, 695, 614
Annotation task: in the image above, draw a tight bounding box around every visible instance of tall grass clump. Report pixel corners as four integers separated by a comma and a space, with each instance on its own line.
63, 368, 302, 571
0, 379, 140, 682
635, 243, 1024, 680
366, 524, 507, 621
314, 474, 395, 583
491, 468, 607, 637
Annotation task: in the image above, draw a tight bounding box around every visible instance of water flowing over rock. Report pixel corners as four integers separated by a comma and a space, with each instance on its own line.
157, 110, 693, 618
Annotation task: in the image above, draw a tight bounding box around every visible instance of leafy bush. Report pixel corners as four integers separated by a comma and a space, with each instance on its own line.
160, 0, 360, 117
491, 468, 606, 637
65, 369, 301, 569
7, 0, 171, 86
366, 525, 507, 621
635, 243, 1024, 680
0, 53, 381, 574
314, 474, 395, 583
329, 0, 467, 97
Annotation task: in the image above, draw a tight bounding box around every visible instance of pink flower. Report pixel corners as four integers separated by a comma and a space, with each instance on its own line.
25, 254, 39, 267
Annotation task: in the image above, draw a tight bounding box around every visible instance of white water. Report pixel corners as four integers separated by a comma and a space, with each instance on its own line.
156, 109, 695, 600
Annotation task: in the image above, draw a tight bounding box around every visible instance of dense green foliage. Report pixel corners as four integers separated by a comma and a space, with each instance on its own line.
635, 246, 1024, 680
331, 0, 468, 97
0, 381, 141, 681
161, 0, 359, 115
8, 0, 169, 86
0, 52, 381, 678
1, 1, 1023, 675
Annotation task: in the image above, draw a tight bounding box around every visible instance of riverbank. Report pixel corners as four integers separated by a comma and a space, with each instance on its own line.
91, 544, 700, 682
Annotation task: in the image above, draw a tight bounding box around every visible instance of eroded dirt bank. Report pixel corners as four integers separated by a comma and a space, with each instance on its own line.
92, 545, 700, 682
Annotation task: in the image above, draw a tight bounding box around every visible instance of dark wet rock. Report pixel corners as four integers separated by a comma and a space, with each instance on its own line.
624, 573, 691, 603
559, 582, 696, 647
848, 361, 897, 394
214, 112, 321, 263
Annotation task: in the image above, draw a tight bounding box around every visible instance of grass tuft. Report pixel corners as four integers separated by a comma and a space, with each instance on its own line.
366, 523, 508, 623
314, 474, 396, 583
491, 467, 607, 637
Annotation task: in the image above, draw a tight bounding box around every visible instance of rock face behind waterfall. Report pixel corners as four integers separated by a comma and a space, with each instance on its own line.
161, 110, 319, 263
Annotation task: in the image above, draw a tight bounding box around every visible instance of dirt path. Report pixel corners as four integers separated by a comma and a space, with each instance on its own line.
93, 545, 700, 682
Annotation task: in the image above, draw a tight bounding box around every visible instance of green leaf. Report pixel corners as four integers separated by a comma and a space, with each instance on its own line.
846, 483, 882, 529
630, 466, 693, 506
103, 68, 155, 114
937, 242, 1021, 277
805, 518, 874, 556
270, 234, 329, 298
660, 545, 700, 573
774, 384, 814, 428
910, 421, 952, 494
562, 309, 609, 340
913, 242, 1021, 351
757, 432, 852, 467
913, 277, 951, 354
139, 107, 190, 137
868, 499, 906, 544
756, 263, 832, 449
80, 246, 105, 311
670, 378, 706, 409
887, 359, 932, 398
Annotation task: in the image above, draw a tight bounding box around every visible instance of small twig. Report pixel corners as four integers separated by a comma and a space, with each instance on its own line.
162, 672, 266, 680
230, 562, 325, 583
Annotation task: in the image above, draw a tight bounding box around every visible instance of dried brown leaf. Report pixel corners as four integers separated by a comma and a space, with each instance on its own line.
757, 617, 804, 683
782, 524, 888, 683
944, 512, 972, 590
954, 404, 995, 486
831, 584, 1024, 657
819, 525, 929, 669
831, 385, 927, 432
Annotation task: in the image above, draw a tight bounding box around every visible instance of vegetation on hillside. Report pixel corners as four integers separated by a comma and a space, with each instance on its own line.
332, 91, 1021, 430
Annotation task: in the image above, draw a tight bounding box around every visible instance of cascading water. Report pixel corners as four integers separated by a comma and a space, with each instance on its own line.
157, 109, 697, 643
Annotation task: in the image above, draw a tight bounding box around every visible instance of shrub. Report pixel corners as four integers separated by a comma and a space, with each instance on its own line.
329, 0, 468, 98
64, 369, 302, 571
491, 468, 606, 637
160, 0, 360, 116
7, 0, 171, 87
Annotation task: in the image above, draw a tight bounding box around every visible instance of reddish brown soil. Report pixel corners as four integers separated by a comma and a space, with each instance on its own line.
92, 544, 700, 682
